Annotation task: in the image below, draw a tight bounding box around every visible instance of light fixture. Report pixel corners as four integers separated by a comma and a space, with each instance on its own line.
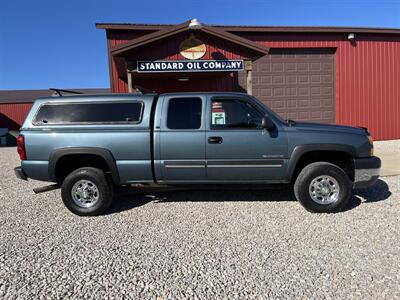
178, 77, 189, 82
348, 33, 355, 40
188, 18, 202, 30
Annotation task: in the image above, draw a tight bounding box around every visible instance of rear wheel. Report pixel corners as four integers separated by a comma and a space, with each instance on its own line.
61, 167, 113, 216
294, 162, 352, 213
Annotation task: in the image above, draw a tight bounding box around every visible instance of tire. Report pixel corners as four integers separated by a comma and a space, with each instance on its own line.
61, 167, 114, 216
294, 162, 352, 213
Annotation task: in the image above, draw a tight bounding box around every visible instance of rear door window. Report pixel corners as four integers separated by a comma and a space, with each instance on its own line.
167, 97, 202, 129
33, 102, 143, 125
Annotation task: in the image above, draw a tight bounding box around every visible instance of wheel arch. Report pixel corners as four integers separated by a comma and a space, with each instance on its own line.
48, 147, 120, 184
287, 144, 356, 183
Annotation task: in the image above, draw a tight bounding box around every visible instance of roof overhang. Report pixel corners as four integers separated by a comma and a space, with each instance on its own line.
96, 22, 400, 35
107, 20, 269, 57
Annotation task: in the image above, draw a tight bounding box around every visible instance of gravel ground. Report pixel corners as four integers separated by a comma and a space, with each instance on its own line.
1, 147, 399, 299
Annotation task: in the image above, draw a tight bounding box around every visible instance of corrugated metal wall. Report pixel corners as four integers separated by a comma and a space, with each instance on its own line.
0, 103, 32, 130
238, 33, 400, 140
107, 30, 154, 93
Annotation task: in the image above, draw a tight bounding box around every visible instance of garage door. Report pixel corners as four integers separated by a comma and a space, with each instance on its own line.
245, 48, 336, 124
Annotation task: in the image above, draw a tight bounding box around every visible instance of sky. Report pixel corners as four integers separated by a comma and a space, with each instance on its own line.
0, 0, 399, 90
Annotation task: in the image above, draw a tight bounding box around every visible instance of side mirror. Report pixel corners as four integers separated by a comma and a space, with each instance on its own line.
262, 116, 274, 130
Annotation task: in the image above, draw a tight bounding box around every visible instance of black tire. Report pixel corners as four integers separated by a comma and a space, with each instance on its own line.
294, 162, 352, 213
61, 167, 114, 216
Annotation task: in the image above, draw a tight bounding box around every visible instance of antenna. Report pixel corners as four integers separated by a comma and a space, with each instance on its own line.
49, 88, 84, 97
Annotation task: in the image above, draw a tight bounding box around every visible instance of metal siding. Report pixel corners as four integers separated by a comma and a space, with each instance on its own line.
237, 33, 400, 140
111, 58, 128, 93
0, 103, 32, 130
108, 30, 155, 92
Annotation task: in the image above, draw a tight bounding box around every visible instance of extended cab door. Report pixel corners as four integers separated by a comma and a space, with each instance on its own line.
205, 95, 288, 182
156, 95, 206, 183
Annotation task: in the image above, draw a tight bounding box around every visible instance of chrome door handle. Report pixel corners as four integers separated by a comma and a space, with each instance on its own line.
208, 136, 223, 144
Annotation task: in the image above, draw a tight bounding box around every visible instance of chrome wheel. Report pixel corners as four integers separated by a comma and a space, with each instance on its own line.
71, 180, 99, 208
309, 175, 340, 205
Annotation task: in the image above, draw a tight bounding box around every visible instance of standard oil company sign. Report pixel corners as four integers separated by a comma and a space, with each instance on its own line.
137, 60, 244, 73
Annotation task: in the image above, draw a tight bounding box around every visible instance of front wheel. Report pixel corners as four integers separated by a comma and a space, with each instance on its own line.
294, 162, 352, 213
61, 167, 114, 216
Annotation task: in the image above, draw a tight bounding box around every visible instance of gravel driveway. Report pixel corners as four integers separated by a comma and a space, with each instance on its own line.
1, 147, 399, 299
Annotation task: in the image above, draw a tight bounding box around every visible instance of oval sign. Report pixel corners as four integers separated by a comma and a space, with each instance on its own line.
179, 34, 206, 60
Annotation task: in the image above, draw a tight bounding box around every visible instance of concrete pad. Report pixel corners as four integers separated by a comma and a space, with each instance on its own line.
374, 140, 400, 177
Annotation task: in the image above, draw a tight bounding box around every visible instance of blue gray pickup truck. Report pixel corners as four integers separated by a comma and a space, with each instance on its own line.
14, 92, 381, 216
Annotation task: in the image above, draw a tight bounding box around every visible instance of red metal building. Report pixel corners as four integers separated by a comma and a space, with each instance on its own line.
1, 21, 399, 141
96, 20, 400, 140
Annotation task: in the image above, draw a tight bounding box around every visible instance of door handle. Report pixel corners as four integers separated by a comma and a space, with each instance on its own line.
208, 136, 223, 144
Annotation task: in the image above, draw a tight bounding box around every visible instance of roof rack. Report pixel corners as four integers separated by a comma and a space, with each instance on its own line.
49, 88, 84, 97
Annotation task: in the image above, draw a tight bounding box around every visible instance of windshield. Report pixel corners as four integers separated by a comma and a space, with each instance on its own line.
249, 95, 287, 125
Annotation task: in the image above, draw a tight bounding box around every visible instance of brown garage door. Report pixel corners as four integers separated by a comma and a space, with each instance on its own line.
245, 48, 336, 123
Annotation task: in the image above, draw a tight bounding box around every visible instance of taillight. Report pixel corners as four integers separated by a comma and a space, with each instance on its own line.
17, 134, 26, 160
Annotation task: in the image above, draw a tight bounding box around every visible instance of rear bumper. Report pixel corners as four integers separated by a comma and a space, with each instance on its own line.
353, 156, 381, 188
14, 166, 28, 181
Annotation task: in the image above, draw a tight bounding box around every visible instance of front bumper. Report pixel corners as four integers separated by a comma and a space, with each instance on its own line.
353, 156, 381, 188
14, 166, 28, 181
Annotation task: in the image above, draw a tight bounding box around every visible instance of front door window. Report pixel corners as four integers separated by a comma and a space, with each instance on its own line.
211, 99, 263, 129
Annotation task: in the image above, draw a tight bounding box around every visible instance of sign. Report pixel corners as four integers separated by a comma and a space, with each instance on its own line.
137, 60, 244, 73
212, 112, 226, 125
179, 34, 206, 60
212, 102, 226, 125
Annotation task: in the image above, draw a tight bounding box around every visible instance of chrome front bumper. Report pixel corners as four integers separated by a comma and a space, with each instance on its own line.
353, 156, 381, 188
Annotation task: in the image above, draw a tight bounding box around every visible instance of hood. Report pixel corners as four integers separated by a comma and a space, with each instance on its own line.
292, 121, 367, 135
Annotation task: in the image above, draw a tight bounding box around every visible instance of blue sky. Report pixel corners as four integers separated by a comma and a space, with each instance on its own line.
0, 0, 399, 90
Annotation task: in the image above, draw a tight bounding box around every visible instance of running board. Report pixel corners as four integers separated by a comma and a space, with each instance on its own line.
33, 184, 60, 194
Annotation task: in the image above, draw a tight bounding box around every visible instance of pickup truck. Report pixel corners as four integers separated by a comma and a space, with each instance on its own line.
14, 92, 381, 216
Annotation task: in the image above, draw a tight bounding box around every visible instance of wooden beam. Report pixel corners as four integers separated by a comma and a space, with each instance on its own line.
127, 71, 133, 93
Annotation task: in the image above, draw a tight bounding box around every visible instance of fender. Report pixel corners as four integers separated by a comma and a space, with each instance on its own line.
286, 144, 357, 179
48, 147, 120, 184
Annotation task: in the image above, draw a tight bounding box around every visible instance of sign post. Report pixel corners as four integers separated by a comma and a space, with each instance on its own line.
245, 60, 253, 95
127, 71, 133, 93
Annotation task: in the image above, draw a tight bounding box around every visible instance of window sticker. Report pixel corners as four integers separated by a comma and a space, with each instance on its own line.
212, 112, 226, 125
212, 102, 226, 125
